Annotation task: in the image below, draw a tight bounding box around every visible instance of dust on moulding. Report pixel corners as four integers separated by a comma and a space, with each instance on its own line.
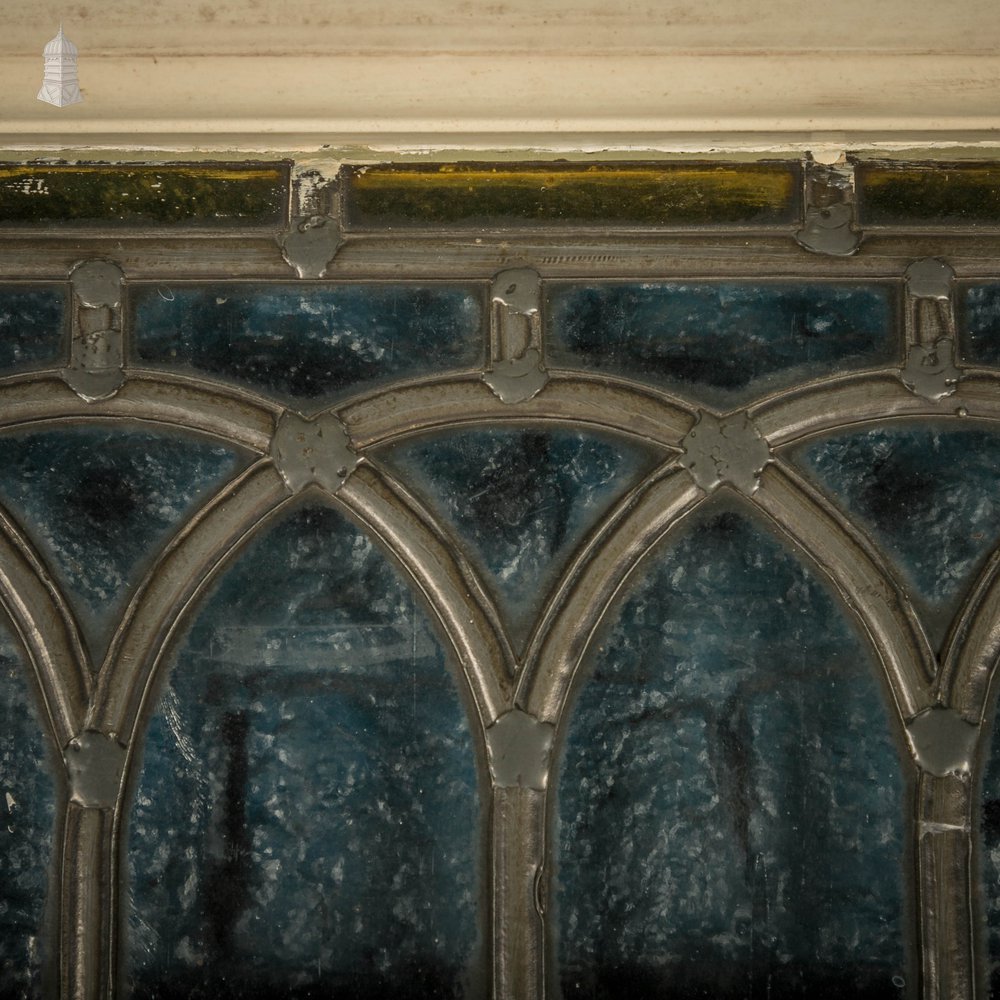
37, 23, 82, 108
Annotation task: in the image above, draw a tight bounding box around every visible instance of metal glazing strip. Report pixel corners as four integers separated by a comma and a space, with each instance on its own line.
89, 460, 291, 737
939, 546, 1000, 723
70, 462, 292, 999
936, 544, 1000, 1000
915, 772, 977, 1000
752, 370, 1000, 449
0, 372, 280, 454
0, 505, 90, 746
751, 460, 935, 724
61, 805, 113, 1000
332, 460, 514, 725
519, 463, 705, 722
491, 787, 547, 1000
9, 232, 1000, 281
340, 372, 695, 452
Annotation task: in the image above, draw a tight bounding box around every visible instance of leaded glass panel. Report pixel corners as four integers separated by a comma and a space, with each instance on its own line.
0, 154, 998, 1000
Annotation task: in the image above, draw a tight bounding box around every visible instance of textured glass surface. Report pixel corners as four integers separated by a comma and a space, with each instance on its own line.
963, 285, 1000, 366
379, 429, 657, 651
795, 423, 1000, 650
558, 504, 906, 1000
132, 284, 482, 407
981, 704, 1000, 996
0, 287, 65, 374
345, 163, 800, 228
0, 165, 288, 228
0, 618, 56, 1000
128, 502, 479, 999
548, 283, 894, 406
0, 427, 247, 663
858, 163, 1000, 227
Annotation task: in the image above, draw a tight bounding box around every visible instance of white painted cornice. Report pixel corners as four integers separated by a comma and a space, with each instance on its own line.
1, 0, 998, 152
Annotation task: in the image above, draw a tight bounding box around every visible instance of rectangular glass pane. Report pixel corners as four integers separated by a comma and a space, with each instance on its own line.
0, 165, 289, 229
345, 163, 801, 229
548, 282, 896, 406
0, 285, 66, 374
130, 283, 484, 406
858, 162, 1000, 228
962, 284, 1000, 365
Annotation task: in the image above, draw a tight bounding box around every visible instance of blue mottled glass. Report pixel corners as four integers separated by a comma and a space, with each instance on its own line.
0, 618, 56, 1000
0, 428, 247, 664
795, 423, 1000, 650
131, 284, 483, 407
0, 286, 65, 374
548, 283, 895, 406
379, 429, 658, 651
558, 504, 906, 1000
963, 285, 1000, 365
128, 502, 479, 999
981, 703, 1000, 996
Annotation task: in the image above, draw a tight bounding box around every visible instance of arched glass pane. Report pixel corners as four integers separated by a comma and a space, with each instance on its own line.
128, 502, 480, 998
379, 428, 658, 652
979, 701, 1000, 996
794, 423, 1000, 650
0, 617, 57, 1000
0, 427, 248, 663
557, 504, 906, 999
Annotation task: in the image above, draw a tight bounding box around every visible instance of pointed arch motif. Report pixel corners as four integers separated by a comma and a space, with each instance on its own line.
114, 460, 501, 1000
4, 210, 1000, 1000
547, 481, 913, 998
0, 504, 90, 746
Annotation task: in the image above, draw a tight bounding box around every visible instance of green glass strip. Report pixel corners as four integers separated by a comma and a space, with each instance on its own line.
0, 163, 289, 227
345, 162, 801, 228
858, 163, 1000, 227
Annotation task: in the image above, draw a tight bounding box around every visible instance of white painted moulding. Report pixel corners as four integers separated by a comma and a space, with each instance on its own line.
3, 54, 1000, 139
3, 0, 999, 57
2, 0, 1000, 146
